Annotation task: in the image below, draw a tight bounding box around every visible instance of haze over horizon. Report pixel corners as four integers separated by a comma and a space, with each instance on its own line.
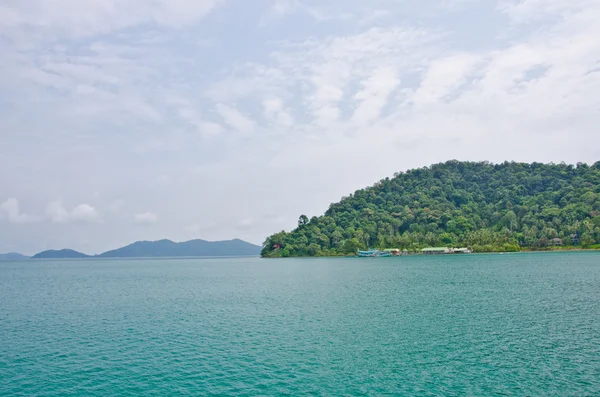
2, 0, 600, 255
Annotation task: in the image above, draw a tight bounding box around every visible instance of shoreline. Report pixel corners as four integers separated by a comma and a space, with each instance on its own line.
262, 247, 600, 258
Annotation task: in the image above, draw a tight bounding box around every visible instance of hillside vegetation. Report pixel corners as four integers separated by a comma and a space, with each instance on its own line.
261, 161, 600, 257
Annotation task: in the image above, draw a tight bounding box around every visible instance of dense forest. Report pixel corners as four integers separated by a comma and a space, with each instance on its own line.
261, 161, 600, 257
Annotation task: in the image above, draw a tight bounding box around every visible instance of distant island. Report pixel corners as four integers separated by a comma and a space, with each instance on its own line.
30, 239, 261, 259
32, 249, 89, 259
0, 252, 30, 261
97, 239, 260, 258
261, 160, 600, 257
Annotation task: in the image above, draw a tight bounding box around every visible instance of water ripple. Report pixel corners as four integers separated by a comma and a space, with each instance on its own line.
1, 253, 600, 396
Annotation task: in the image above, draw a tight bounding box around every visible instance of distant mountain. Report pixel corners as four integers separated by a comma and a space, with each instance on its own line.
29, 239, 261, 259
32, 249, 89, 259
98, 239, 261, 258
0, 252, 29, 261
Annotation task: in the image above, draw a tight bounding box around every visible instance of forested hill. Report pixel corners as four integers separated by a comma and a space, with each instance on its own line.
261, 161, 600, 257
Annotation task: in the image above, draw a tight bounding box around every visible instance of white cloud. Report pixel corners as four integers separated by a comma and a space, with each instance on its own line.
263, 98, 294, 127
270, 0, 302, 17
207, 26, 435, 130
71, 204, 101, 222
0, 198, 40, 224
411, 53, 481, 107
498, 0, 596, 23
351, 66, 400, 125
134, 212, 158, 225
260, 0, 477, 24
177, 105, 224, 137
46, 201, 101, 223
0, 0, 224, 40
46, 202, 69, 223
215, 103, 256, 133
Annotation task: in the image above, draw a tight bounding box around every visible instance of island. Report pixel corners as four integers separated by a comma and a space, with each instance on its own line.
31, 239, 261, 259
261, 160, 600, 257
0, 253, 30, 261
97, 238, 260, 258
32, 249, 89, 259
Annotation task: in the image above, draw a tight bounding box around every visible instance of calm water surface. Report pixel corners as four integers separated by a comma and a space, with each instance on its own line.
1, 253, 600, 396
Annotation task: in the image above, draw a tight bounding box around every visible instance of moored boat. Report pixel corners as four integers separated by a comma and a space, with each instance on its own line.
357, 249, 391, 257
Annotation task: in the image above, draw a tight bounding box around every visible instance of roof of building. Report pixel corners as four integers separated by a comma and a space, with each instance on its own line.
421, 247, 449, 252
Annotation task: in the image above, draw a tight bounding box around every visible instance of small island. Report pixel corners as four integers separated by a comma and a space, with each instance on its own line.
32, 249, 89, 259
0, 253, 30, 261
261, 160, 600, 257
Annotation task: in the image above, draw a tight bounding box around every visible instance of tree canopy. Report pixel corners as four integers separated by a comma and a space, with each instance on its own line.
261, 160, 600, 257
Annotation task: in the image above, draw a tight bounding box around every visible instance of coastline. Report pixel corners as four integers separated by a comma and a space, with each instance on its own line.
262, 247, 600, 258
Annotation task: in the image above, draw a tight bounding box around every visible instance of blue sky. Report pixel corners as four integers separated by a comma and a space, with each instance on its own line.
1, 0, 600, 255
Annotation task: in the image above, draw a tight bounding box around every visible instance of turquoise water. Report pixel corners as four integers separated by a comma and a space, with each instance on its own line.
1, 253, 600, 396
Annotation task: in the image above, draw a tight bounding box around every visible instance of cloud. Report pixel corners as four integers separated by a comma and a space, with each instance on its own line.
218, 26, 437, 129
263, 98, 294, 127
2, 0, 600, 255
46, 202, 101, 223
46, 202, 72, 223
351, 66, 401, 125
0, 198, 40, 224
71, 204, 101, 222
176, 105, 224, 137
134, 212, 158, 225
215, 103, 256, 133
0, 0, 225, 40
269, 0, 302, 17
498, 0, 594, 22
260, 0, 476, 25
410, 53, 481, 107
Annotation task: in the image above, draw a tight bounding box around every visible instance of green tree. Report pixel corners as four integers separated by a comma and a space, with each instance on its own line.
331, 229, 344, 249
501, 210, 518, 232
581, 234, 596, 248
342, 238, 361, 254
307, 243, 320, 256
298, 215, 309, 228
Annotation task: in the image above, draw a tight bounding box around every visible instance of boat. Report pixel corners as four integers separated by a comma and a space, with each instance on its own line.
357, 249, 391, 257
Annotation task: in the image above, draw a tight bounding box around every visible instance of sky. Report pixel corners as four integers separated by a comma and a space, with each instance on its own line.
1, 0, 600, 255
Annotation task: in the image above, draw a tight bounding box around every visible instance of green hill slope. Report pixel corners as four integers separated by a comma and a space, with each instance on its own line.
261, 161, 600, 257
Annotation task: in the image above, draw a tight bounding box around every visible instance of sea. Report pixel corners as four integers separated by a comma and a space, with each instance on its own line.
1, 252, 599, 396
